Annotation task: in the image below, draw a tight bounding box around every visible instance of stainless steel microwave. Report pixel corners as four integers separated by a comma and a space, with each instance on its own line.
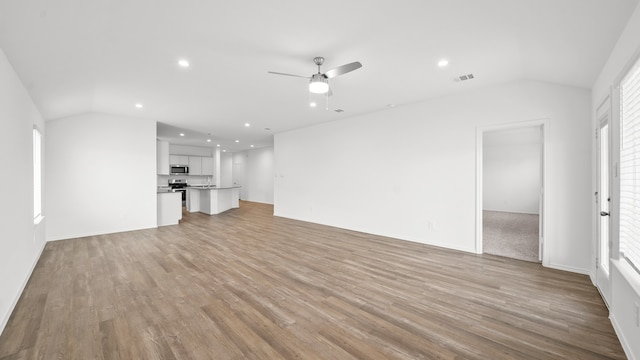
170, 165, 189, 175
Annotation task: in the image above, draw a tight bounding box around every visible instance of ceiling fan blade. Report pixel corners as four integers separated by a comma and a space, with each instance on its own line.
267, 71, 309, 79
324, 61, 362, 79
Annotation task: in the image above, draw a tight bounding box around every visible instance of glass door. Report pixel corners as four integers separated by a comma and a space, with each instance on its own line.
596, 118, 611, 306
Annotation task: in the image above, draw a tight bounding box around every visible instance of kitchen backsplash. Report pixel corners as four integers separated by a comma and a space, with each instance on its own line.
157, 174, 214, 186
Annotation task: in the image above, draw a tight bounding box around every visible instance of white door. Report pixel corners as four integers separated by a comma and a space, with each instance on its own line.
596, 118, 611, 306
233, 162, 245, 200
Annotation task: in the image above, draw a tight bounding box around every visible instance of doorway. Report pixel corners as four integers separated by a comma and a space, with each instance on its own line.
476, 121, 546, 263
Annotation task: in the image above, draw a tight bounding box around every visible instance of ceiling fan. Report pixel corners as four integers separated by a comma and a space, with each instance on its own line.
268, 57, 362, 95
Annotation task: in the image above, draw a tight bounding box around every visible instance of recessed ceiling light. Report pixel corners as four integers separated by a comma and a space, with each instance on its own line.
244, 123, 250, 127
206, 139, 211, 142
179, 133, 185, 137
438, 59, 449, 67
223, 149, 227, 152
135, 103, 143, 108
250, 145, 254, 148
178, 59, 190, 68
235, 140, 239, 143
217, 144, 220, 147
309, 102, 317, 108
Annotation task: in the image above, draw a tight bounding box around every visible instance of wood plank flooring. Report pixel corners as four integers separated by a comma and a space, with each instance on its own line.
0, 201, 625, 359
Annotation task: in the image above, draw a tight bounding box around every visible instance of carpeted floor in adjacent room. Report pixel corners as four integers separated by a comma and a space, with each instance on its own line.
483, 210, 540, 263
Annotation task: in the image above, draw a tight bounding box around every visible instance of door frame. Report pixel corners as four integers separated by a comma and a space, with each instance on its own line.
475, 118, 549, 266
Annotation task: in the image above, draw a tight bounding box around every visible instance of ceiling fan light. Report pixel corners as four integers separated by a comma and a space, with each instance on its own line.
309, 74, 329, 94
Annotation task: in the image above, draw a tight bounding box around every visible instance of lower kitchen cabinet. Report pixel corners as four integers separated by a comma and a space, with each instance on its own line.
157, 192, 182, 226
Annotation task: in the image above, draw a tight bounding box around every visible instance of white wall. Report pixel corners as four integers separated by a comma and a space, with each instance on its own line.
275, 79, 591, 273
591, 2, 640, 359
46, 113, 157, 241
220, 152, 233, 187
483, 126, 541, 214
0, 49, 47, 335
234, 147, 274, 204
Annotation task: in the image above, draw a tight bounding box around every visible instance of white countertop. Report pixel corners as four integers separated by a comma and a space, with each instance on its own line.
188, 185, 241, 190
157, 189, 180, 194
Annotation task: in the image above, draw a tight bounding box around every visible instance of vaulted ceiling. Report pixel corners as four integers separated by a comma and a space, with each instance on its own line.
1, 0, 637, 151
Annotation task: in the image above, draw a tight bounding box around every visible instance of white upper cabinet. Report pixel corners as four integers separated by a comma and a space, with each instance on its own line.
170, 155, 189, 165
167, 144, 215, 176
189, 156, 202, 175
157, 140, 170, 175
202, 157, 214, 175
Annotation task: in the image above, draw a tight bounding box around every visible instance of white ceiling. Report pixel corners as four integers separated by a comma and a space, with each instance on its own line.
0, 0, 637, 151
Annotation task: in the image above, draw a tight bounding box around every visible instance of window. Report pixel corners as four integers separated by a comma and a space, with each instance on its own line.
33, 127, 42, 223
619, 56, 640, 273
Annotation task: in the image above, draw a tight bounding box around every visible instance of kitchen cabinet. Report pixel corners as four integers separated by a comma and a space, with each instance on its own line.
187, 186, 240, 215
202, 156, 214, 175
168, 153, 213, 176
189, 156, 202, 175
157, 140, 170, 175
170, 155, 189, 165
157, 192, 182, 226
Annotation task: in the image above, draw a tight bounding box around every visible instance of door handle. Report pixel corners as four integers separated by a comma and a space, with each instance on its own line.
600, 211, 610, 217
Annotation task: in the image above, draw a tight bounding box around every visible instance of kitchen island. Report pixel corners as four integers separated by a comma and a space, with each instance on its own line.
157, 190, 182, 226
186, 186, 241, 215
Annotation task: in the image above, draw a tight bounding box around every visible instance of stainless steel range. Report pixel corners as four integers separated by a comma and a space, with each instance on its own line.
168, 179, 188, 205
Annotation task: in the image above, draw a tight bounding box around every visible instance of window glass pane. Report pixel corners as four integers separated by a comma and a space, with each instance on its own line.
620, 57, 640, 273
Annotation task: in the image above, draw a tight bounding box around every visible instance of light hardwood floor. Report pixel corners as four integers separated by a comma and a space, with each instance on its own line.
0, 201, 625, 359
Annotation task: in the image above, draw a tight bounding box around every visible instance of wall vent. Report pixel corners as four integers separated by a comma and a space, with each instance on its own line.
453, 73, 475, 82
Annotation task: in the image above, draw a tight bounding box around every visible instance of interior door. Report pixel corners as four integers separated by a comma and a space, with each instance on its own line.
233, 161, 245, 200
596, 117, 611, 307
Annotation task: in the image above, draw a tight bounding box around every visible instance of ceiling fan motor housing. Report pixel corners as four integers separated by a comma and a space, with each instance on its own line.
309, 73, 329, 94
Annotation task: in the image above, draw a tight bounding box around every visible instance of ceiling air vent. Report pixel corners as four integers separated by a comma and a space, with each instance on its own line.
453, 73, 475, 82
334, 109, 344, 113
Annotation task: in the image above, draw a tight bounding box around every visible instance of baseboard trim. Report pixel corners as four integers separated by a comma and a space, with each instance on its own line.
545, 262, 590, 275
46, 224, 158, 242
0, 240, 47, 336
240, 199, 274, 205
610, 313, 636, 360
